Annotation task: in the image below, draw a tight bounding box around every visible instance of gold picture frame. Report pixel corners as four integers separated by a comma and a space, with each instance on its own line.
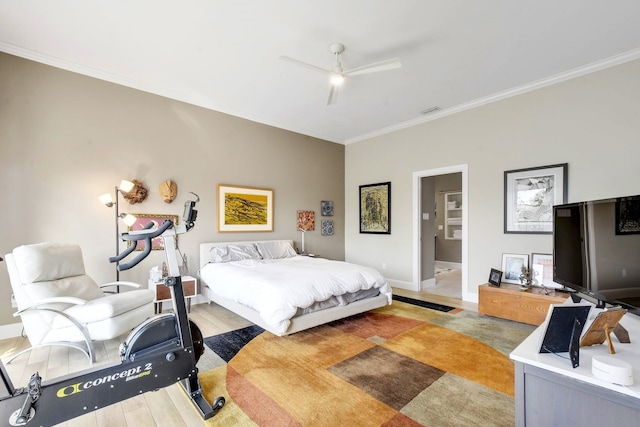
127, 214, 178, 251
218, 184, 274, 232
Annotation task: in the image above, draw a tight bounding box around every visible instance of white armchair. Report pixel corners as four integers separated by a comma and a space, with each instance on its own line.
5, 242, 154, 364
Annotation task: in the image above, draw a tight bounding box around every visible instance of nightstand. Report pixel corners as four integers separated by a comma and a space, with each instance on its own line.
148, 275, 198, 313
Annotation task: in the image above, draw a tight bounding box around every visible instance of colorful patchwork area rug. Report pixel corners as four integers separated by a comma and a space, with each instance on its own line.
199, 296, 535, 426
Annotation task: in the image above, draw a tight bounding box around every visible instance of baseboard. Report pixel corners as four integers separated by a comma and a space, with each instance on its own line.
0, 322, 23, 340
190, 294, 210, 306
420, 278, 436, 288
435, 261, 462, 269
386, 278, 416, 291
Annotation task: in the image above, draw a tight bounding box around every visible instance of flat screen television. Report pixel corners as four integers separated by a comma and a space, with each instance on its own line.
553, 194, 640, 316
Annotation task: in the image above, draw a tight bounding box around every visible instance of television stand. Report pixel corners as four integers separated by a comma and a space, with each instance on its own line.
511, 310, 640, 426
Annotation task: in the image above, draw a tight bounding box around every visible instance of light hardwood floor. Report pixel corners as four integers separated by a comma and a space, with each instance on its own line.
0, 290, 476, 426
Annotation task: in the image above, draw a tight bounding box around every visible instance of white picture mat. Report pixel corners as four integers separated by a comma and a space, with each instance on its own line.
504, 164, 567, 233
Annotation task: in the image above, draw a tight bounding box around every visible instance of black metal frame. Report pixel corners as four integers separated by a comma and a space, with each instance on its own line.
503, 163, 567, 234
359, 181, 391, 234
488, 268, 503, 287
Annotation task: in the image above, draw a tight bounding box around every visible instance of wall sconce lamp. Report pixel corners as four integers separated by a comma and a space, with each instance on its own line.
99, 180, 135, 284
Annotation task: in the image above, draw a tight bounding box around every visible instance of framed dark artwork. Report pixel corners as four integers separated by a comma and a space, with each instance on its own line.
488, 268, 503, 287
321, 201, 334, 216
359, 182, 391, 234
321, 220, 334, 236
504, 163, 567, 234
128, 214, 178, 251
615, 196, 640, 235
501, 253, 529, 284
218, 184, 273, 232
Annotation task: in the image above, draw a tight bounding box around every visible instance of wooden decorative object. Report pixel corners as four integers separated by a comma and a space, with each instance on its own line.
580, 308, 629, 354
123, 179, 148, 204
159, 180, 177, 203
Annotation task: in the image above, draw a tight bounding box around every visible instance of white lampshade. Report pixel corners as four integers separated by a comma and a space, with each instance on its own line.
98, 193, 114, 206
119, 180, 134, 192
120, 213, 137, 227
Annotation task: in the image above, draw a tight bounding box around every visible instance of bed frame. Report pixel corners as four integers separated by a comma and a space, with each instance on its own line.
198, 240, 389, 336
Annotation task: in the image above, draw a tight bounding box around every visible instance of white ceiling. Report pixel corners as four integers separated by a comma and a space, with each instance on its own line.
1, 1, 640, 144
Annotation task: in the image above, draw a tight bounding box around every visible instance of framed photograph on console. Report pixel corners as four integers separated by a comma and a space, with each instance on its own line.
488, 268, 503, 287
504, 163, 567, 234
218, 184, 273, 232
501, 253, 529, 284
531, 253, 560, 288
359, 182, 391, 234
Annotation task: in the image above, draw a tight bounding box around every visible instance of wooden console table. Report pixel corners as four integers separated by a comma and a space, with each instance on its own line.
478, 283, 568, 325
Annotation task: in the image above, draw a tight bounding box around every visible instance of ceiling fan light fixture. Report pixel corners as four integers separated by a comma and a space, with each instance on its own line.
330, 73, 344, 86
280, 42, 401, 105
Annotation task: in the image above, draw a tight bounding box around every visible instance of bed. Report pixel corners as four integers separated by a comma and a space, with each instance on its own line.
198, 240, 392, 336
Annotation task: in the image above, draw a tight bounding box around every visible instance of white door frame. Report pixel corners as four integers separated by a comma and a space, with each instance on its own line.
412, 164, 470, 301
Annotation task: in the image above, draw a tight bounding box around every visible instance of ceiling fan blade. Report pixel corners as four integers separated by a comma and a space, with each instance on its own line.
279, 56, 330, 74
327, 85, 338, 106
343, 58, 401, 76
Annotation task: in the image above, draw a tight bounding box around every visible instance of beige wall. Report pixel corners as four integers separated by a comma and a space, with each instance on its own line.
3, 52, 640, 329
0, 53, 345, 328
346, 58, 640, 299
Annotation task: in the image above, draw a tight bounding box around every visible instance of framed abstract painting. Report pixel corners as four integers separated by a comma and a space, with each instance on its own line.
218, 184, 273, 232
359, 182, 391, 234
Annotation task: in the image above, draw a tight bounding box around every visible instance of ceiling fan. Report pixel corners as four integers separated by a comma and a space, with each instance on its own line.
279, 43, 401, 105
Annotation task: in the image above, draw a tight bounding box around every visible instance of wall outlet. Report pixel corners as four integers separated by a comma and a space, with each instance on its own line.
382, 262, 387, 269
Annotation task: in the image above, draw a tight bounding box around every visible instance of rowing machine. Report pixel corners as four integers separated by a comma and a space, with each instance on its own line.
0, 193, 224, 425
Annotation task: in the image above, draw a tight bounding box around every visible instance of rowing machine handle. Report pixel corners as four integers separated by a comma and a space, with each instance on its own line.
110, 219, 174, 271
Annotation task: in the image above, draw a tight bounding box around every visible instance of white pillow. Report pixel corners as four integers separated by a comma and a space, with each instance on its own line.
209, 243, 262, 263
255, 241, 297, 260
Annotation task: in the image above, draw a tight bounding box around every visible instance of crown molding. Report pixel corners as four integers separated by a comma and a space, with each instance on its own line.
345, 48, 640, 144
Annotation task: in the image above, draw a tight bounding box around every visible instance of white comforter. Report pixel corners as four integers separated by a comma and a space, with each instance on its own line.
199, 256, 392, 335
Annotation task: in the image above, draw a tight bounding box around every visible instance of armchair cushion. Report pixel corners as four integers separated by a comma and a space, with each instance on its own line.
61, 291, 154, 326
12, 242, 86, 283
23, 275, 104, 305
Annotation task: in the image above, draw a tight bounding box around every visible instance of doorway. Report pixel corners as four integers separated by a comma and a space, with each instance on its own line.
412, 165, 469, 301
